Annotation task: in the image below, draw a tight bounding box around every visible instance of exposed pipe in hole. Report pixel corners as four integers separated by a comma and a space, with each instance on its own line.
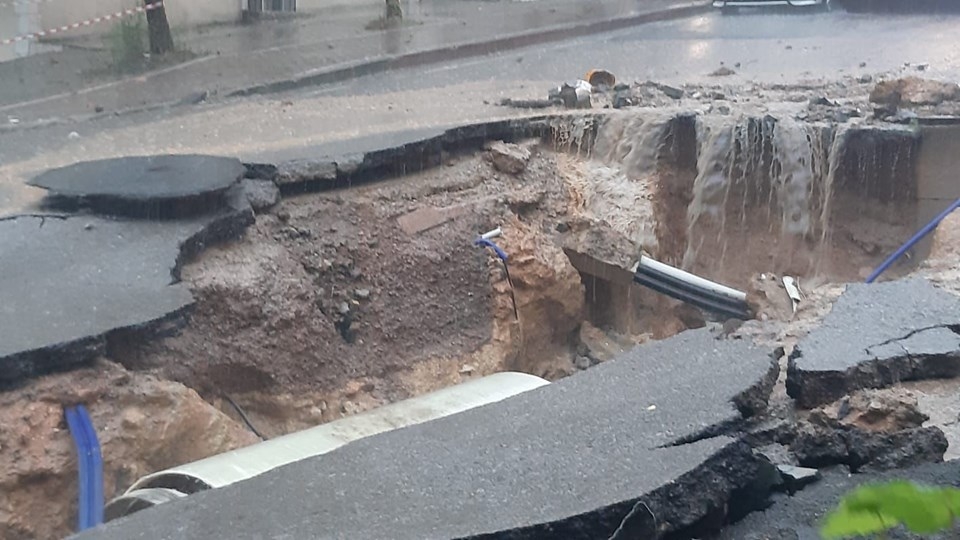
633, 256, 751, 320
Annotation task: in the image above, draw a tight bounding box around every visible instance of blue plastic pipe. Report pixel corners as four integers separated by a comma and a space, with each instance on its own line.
474, 238, 508, 261
866, 197, 960, 284
64, 407, 91, 531
64, 405, 104, 531
78, 405, 104, 526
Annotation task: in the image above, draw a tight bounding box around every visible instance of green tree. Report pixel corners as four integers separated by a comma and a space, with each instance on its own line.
821, 481, 960, 539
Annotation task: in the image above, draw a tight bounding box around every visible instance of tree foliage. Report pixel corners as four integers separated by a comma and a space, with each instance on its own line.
821, 480, 960, 539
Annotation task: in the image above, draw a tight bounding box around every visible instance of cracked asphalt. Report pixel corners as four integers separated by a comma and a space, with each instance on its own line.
2, 9, 959, 215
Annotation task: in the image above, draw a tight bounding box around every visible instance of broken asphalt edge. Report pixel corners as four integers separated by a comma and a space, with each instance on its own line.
786, 334, 960, 409
244, 113, 604, 193
464, 440, 769, 539
0, 186, 255, 388
229, 3, 710, 99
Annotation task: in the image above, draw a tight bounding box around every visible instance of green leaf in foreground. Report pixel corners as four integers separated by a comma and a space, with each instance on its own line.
821, 480, 960, 539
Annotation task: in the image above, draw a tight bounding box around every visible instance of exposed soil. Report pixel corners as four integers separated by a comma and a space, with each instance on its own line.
1, 106, 954, 539
0, 361, 258, 540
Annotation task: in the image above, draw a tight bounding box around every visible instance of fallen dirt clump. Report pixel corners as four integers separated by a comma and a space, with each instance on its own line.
0, 361, 257, 540
869, 76, 960, 106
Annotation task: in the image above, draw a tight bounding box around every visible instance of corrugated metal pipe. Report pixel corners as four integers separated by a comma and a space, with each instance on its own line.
632, 255, 752, 320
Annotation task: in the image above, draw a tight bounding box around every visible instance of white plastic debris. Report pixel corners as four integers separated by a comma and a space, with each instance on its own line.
480, 227, 502, 240
782, 276, 804, 314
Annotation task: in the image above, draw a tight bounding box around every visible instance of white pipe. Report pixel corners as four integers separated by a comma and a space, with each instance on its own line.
116, 372, 548, 505
480, 227, 502, 240
637, 256, 747, 303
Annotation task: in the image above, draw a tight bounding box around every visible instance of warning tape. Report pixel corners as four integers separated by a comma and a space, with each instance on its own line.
1, 1, 163, 46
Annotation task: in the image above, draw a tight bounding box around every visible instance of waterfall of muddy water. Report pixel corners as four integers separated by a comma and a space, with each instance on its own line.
577, 112, 675, 250
680, 115, 847, 284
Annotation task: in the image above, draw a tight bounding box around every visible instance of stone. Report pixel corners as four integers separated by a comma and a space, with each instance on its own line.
274, 158, 337, 187
709, 66, 736, 77
808, 390, 928, 434
776, 465, 821, 494
241, 178, 280, 211
790, 423, 947, 472
857, 74, 873, 83
353, 289, 371, 300
657, 83, 684, 100
870, 77, 960, 106
756, 443, 797, 466
396, 205, 468, 236
577, 322, 628, 363
486, 141, 531, 174
808, 96, 837, 107
574, 355, 592, 370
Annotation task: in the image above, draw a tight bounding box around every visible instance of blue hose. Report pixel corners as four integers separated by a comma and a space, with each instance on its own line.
64, 405, 104, 531
866, 197, 960, 284
474, 238, 508, 261
78, 405, 104, 526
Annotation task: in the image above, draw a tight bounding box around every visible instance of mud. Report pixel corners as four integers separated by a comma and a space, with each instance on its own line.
3, 105, 959, 539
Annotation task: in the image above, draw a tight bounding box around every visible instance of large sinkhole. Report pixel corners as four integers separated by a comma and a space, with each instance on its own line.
560, 111, 922, 339
111, 110, 929, 446
5, 110, 941, 540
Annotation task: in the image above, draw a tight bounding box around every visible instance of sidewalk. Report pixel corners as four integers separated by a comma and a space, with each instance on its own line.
0, 0, 705, 123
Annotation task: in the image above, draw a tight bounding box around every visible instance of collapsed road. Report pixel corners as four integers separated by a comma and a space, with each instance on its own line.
4, 81, 960, 538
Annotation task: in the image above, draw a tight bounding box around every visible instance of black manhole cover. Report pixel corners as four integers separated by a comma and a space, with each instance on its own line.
28, 154, 245, 202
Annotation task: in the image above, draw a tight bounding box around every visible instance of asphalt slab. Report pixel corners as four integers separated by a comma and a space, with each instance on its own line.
76, 328, 778, 540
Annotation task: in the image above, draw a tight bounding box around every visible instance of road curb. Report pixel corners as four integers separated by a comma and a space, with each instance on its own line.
230, 2, 710, 98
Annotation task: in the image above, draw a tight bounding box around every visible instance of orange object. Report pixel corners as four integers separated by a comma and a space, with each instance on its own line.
585, 69, 616, 88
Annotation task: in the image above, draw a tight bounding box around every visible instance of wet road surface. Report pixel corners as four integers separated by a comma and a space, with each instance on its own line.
306, 9, 960, 96
1, 9, 958, 214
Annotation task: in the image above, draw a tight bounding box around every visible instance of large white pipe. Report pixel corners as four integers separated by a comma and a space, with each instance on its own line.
635, 256, 747, 303
108, 372, 549, 520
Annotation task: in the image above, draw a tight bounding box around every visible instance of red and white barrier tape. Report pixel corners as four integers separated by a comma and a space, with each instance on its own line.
1, 1, 164, 46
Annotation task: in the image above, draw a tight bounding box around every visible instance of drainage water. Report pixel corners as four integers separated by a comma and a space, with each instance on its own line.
590, 111, 919, 288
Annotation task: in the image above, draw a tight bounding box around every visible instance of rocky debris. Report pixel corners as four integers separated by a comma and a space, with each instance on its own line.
0, 361, 257, 540
869, 77, 960, 106
786, 278, 960, 409
485, 141, 532, 174
241, 178, 280, 211
79, 328, 780, 540
808, 389, 928, 434
273, 158, 337, 188
709, 66, 737, 77
776, 465, 822, 494
756, 443, 797, 467
789, 423, 947, 472
809, 96, 838, 107
396, 204, 469, 236
652, 82, 684, 100
717, 461, 960, 540
576, 321, 629, 365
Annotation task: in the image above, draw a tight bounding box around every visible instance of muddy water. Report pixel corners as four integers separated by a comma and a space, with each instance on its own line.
591, 111, 919, 289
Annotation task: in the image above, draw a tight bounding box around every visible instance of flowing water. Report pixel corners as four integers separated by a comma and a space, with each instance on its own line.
589, 110, 918, 286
